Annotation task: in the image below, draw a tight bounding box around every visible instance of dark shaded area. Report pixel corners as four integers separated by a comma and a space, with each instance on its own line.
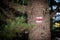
49, 0, 60, 40
0, 0, 28, 40
0, 30, 29, 40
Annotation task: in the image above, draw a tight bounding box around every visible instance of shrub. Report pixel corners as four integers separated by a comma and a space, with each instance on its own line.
3, 16, 34, 38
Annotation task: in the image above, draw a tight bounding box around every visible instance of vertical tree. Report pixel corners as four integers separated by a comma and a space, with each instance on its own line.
27, 0, 51, 40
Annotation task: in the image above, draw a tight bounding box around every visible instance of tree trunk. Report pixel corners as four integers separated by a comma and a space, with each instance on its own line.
27, 0, 51, 40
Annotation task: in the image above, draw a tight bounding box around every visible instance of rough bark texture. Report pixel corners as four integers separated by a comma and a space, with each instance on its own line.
27, 0, 51, 40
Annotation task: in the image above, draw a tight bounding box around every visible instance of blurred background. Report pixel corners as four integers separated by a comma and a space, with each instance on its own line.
0, 0, 60, 40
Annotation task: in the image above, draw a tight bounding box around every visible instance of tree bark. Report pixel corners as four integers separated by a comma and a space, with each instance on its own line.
27, 0, 51, 40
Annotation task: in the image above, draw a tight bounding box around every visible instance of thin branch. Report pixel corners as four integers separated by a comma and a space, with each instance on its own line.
50, 6, 59, 19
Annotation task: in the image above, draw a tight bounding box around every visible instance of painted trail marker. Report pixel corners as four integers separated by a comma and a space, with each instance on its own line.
36, 17, 43, 23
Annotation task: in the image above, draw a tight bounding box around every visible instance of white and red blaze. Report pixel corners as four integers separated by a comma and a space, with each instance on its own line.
36, 17, 43, 23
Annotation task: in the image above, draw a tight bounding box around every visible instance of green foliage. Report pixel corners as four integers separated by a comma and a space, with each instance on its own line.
0, 13, 5, 20
0, 0, 31, 39
2, 16, 34, 38
24, 0, 29, 5
13, 0, 29, 5
16, 5, 25, 13
52, 22, 60, 31
0, 0, 30, 38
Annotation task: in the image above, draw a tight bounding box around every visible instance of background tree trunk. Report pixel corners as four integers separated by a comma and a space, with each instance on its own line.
27, 0, 51, 40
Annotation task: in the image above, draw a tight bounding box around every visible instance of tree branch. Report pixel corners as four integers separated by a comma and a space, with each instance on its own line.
50, 6, 59, 19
